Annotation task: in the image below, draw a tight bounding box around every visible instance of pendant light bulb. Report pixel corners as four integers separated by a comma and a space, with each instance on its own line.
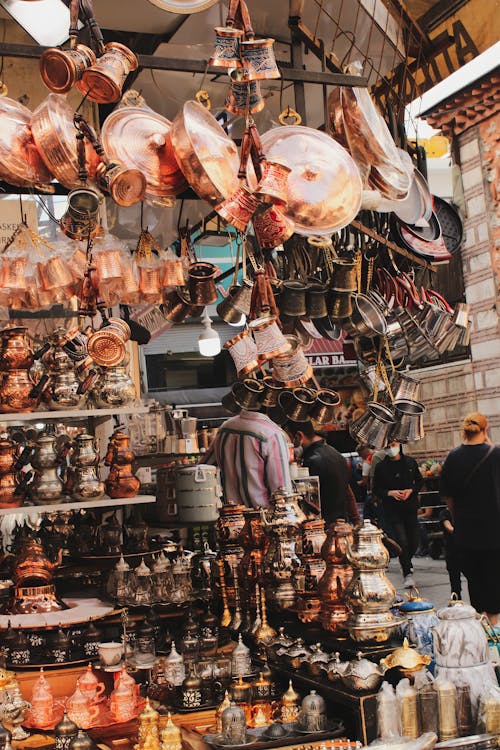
198, 307, 221, 357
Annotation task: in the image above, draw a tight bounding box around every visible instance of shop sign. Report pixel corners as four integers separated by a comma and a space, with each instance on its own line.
306, 352, 355, 367
0, 199, 38, 249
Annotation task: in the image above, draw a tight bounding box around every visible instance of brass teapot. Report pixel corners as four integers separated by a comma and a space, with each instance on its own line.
345, 519, 389, 570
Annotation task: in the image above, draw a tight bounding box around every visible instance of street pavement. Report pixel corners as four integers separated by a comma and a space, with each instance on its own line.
386, 555, 468, 609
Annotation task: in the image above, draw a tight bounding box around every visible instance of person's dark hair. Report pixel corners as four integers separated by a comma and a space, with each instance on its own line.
287, 421, 316, 440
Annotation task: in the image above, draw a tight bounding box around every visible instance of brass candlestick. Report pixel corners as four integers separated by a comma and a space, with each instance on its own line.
230, 566, 243, 631
217, 559, 231, 628
254, 587, 276, 643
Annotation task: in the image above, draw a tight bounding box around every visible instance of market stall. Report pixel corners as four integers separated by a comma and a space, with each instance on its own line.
0, 0, 494, 750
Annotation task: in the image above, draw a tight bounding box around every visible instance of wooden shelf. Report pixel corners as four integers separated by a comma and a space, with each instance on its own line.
0, 405, 149, 423
0, 494, 156, 516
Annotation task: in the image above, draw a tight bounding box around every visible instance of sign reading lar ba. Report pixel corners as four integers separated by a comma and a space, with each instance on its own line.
306, 353, 357, 367
0, 199, 38, 250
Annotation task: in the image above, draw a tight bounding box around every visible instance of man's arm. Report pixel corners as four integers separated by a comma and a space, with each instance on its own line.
264, 431, 292, 492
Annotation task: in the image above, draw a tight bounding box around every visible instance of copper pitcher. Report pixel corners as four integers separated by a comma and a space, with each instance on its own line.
0, 327, 34, 370
0, 370, 38, 413
77, 42, 138, 104
60, 187, 101, 241
40, 45, 96, 94
209, 26, 243, 68
188, 262, 219, 305
225, 69, 264, 116
162, 289, 203, 323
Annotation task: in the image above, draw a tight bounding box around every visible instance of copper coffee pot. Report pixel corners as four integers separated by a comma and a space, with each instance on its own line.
0, 327, 34, 371
104, 430, 140, 500
78, 43, 138, 104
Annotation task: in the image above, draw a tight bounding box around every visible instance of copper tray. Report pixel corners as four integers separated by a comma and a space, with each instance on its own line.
0, 97, 53, 187
101, 105, 187, 201
202, 720, 345, 750
252, 126, 362, 237
170, 100, 239, 204
31, 93, 101, 188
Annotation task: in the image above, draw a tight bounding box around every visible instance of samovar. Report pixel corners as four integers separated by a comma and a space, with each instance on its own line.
1, 534, 65, 614
30, 435, 65, 504
104, 430, 140, 499
345, 520, 403, 643
317, 519, 353, 633
0, 438, 23, 509
261, 491, 305, 610
70, 434, 104, 502
92, 365, 136, 408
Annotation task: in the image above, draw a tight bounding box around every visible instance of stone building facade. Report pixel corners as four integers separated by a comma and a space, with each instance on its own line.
411, 67, 500, 458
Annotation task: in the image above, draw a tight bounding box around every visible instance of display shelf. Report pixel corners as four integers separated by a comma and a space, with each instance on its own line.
0, 405, 149, 423
0, 494, 156, 516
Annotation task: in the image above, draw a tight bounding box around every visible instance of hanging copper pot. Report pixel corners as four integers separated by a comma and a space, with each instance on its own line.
272, 335, 312, 387
0, 97, 53, 187
280, 281, 307, 317
216, 185, 261, 232
162, 289, 203, 323
209, 26, 243, 68
223, 330, 259, 377
310, 389, 341, 426
77, 42, 138, 104
306, 281, 327, 319
188, 262, 219, 305
170, 100, 240, 204
31, 94, 101, 188
101, 104, 187, 202
249, 315, 291, 362
254, 161, 291, 207
253, 205, 295, 249
40, 45, 96, 94
330, 259, 358, 292
95, 161, 146, 207
60, 187, 101, 241
240, 38, 280, 80
225, 69, 264, 116
216, 280, 253, 324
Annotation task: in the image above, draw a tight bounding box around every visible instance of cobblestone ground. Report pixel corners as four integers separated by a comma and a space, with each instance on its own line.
387, 556, 468, 609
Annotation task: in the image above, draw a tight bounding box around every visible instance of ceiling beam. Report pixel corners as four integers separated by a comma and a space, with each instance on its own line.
0, 43, 368, 87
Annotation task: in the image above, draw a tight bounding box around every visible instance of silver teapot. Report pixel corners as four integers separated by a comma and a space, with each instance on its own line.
341, 652, 383, 692
72, 434, 99, 467
71, 466, 105, 502
92, 365, 136, 408
30, 435, 65, 504
47, 348, 86, 411
345, 520, 389, 570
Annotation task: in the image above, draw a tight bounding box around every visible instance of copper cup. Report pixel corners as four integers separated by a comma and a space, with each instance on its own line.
240, 38, 280, 81
216, 186, 261, 232
209, 26, 243, 68
163, 258, 185, 287
78, 42, 138, 104
249, 315, 291, 363
216, 280, 253, 324
223, 330, 259, 376
280, 281, 307, 317
278, 387, 316, 422
40, 44, 96, 94
225, 69, 264, 116
162, 289, 203, 323
232, 378, 264, 411
306, 281, 328, 319
254, 160, 291, 207
253, 205, 295, 249
272, 335, 312, 387
188, 262, 219, 305
95, 161, 146, 207
139, 265, 162, 301
327, 290, 353, 320
60, 187, 101, 241
261, 376, 282, 408
330, 259, 358, 292
38, 256, 74, 291
310, 388, 341, 426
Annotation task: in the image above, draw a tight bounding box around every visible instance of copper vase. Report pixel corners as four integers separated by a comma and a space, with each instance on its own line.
78, 42, 138, 104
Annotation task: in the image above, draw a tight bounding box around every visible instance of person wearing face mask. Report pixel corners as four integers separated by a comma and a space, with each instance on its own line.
372, 441, 423, 587
286, 421, 360, 525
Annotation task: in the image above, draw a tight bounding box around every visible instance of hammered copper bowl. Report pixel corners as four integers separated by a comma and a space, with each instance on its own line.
0, 97, 53, 187
170, 99, 240, 204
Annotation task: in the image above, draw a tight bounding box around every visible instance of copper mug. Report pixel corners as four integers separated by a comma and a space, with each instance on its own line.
306, 281, 328, 319
330, 259, 358, 293
188, 262, 219, 305
310, 389, 341, 426
77, 42, 138, 104
327, 290, 353, 320
209, 26, 244, 68
162, 289, 203, 323
253, 205, 295, 249
225, 68, 264, 116
261, 376, 282, 408
280, 281, 307, 317
240, 38, 280, 81
232, 378, 264, 411
40, 44, 96, 94
60, 187, 101, 241
278, 387, 316, 422
216, 186, 261, 233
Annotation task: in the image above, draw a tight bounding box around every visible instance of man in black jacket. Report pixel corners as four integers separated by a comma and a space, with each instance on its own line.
287, 422, 360, 525
373, 441, 423, 588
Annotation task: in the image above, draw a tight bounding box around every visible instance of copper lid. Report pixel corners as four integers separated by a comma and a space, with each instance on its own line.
101, 105, 187, 200
170, 100, 239, 204
0, 97, 53, 187
31, 94, 101, 188
251, 126, 362, 237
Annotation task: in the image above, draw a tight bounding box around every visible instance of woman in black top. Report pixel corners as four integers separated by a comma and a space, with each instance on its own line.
373, 441, 423, 588
441, 412, 500, 624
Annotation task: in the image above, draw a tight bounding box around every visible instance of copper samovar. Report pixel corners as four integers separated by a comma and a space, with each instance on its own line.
0, 327, 38, 413
0, 438, 23, 509
317, 518, 353, 633
69, 434, 104, 502
104, 430, 140, 499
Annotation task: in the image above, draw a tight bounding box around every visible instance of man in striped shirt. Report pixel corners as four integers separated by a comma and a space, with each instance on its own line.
204, 410, 292, 508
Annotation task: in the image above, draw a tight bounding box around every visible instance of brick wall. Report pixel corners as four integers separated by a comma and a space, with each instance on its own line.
410, 103, 500, 459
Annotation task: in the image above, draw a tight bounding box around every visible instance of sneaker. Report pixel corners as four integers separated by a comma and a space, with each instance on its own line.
404, 574, 416, 588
